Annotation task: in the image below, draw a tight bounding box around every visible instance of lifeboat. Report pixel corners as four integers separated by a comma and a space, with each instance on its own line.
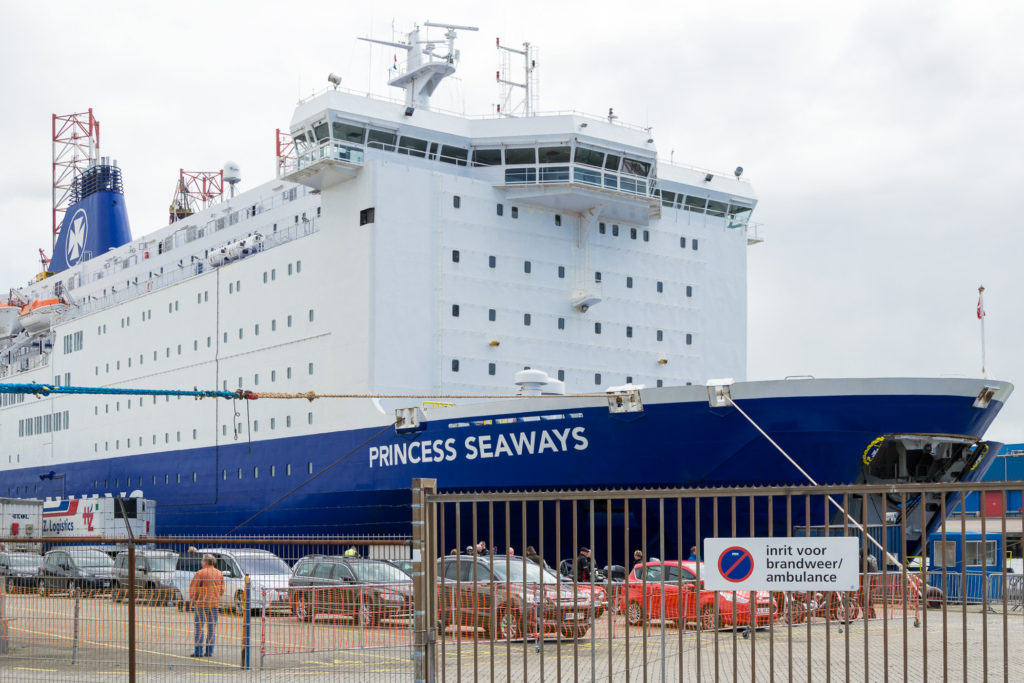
0, 302, 22, 337
18, 298, 68, 335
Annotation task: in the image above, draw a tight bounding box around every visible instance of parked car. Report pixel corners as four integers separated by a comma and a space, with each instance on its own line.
620, 560, 776, 630
439, 554, 592, 640
0, 552, 42, 591
543, 565, 608, 618
37, 548, 115, 595
289, 555, 413, 626
392, 559, 414, 577
194, 548, 292, 615
111, 549, 180, 605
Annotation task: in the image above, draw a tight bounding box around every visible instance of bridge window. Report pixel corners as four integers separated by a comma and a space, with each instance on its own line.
574, 147, 604, 168
331, 122, 366, 144
505, 147, 536, 164
684, 196, 706, 213
367, 129, 397, 151
622, 158, 651, 177
539, 146, 570, 163
439, 145, 468, 165
398, 136, 428, 157
472, 149, 502, 166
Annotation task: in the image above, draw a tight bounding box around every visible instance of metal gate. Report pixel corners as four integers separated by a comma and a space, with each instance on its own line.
410, 479, 1024, 682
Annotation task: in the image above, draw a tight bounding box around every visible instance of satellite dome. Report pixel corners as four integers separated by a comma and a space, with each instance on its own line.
224, 161, 241, 185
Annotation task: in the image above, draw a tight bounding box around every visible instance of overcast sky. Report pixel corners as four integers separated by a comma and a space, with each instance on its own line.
2, 1, 1022, 443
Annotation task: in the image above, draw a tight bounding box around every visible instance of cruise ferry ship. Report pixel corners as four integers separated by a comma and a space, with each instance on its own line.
0, 24, 1012, 551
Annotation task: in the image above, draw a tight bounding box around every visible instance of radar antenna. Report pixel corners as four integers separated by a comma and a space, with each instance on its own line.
495, 38, 537, 117
358, 21, 478, 111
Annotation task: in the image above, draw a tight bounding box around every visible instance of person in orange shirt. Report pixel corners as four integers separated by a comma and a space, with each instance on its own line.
189, 554, 225, 657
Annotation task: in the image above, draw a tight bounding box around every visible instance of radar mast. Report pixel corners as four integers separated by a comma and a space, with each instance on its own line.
359, 21, 478, 111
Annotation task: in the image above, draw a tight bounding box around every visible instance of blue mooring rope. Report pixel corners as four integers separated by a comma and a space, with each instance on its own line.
0, 382, 250, 400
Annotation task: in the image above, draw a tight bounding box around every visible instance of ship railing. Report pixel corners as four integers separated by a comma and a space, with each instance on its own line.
296, 140, 365, 171
502, 163, 656, 199
59, 219, 321, 325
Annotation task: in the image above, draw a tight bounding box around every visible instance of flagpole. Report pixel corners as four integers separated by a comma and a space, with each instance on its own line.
978, 285, 987, 378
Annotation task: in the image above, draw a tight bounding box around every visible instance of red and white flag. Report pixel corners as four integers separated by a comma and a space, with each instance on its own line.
977, 296, 985, 320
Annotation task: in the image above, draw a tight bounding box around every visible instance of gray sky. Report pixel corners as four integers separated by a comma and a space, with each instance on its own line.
2, 1, 1022, 442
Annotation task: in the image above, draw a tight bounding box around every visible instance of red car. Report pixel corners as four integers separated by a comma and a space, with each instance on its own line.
619, 560, 777, 630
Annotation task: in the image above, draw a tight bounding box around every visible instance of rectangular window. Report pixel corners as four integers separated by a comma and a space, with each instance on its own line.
599, 222, 606, 234
359, 207, 375, 225
511, 206, 519, 219
680, 237, 687, 248
452, 304, 460, 317
657, 281, 663, 293
594, 322, 602, 334
439, 145, 468, 165
692, 239, 699, 250
643, 230, 650, 241
594, 271, 602, 283
496, 203, 504, 216
452, 359, 460, 372
296, 261, 301, 273
657, 330, 664, 342
595, 373, 602, 385
488, 362, 496, 376
505, 147, 536, 164
288, 263, 293, 276
555, 214, 562, 226
657, 380, 663, 388
367, 129, 397, 151
557, 369, 565, 381
488, 309, 496, 321
452, 250, 460, 263
308, 462, 313, 474
453, 195, 461, 209
626, 276, 633, 288
626, 326, 633, 338
558, 265, 565, 279
308, 363, 314, 375
287, 315, 292, 327
612, 225, 619, 237
686, 285, 693, 297
488, 255, 496, 268
557, 317, 565, 330
630, 228, 637, 239
524, 261, 531, 273
686, 333, 693, 345
308, 309, 314, 322
471, 148, 502, 166
523, 313, 531, 326
398, 135, 429, 157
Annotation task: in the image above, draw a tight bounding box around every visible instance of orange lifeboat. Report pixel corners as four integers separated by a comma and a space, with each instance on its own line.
18, 298, 68, 335
0, 301, 22, 337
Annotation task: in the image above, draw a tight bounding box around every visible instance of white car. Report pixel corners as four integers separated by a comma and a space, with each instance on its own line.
177, 548, 292, 614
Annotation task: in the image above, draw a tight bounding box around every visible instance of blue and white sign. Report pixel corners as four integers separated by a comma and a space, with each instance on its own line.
704, 537, 859, 591
65, 208, 89, 265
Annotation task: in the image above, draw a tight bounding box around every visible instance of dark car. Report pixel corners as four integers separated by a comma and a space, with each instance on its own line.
439, 554, 592, 640
0, 552, 43, 591
112, 550, 181, 605
289, 555, 413, 626
38, 548, 115, 595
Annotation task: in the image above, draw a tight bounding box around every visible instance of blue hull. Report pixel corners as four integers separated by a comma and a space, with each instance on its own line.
5, 385, 1007, 553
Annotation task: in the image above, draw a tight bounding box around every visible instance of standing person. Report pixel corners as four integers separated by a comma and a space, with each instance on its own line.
575, 547, 592, 583
526, 545, 544, 567
189, 554, 225, 657
633, 549, 643, 566
688, 545, 698, 561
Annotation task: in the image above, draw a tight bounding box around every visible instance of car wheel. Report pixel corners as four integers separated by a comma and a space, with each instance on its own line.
233, 591, 247, 616
626, 601, 645, 626
700, 605, 720, 631
356, 599, 378, 628
495, 608, 521, 640
295, 594, 312, 622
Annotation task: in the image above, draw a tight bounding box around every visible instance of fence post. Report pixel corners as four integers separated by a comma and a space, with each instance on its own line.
412, 478, 437, 683
71, 587, 80, 665
0, 585, 7, 655
127, 543, 136, 683
242, 575, 251, 670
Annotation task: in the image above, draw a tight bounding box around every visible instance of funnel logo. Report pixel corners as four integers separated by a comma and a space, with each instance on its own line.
66, 208, 88, 265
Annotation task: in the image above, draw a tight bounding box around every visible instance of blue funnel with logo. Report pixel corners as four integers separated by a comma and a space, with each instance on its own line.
50, 161, 132, 273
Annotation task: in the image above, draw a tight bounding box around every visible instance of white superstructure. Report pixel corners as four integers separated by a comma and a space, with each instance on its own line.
0, 24, 758, 498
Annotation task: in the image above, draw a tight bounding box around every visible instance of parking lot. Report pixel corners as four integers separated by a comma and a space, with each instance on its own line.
2, 586, 1022, 681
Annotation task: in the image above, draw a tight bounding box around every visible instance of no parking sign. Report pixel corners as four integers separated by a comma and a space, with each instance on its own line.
703, 537, 859, 591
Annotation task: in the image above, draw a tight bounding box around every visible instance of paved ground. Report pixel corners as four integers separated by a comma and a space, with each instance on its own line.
1, 592, 1022, 681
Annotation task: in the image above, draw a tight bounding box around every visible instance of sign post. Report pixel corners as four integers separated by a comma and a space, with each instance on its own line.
704, 537, 859, 592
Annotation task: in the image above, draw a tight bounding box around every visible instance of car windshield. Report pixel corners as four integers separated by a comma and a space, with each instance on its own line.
350, 561, 409, 583
146, 555, 178, 572
69, 551, 114, 568
236, 555, 290, 575
5, 555, 41, 568
491, 558, 547, 584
